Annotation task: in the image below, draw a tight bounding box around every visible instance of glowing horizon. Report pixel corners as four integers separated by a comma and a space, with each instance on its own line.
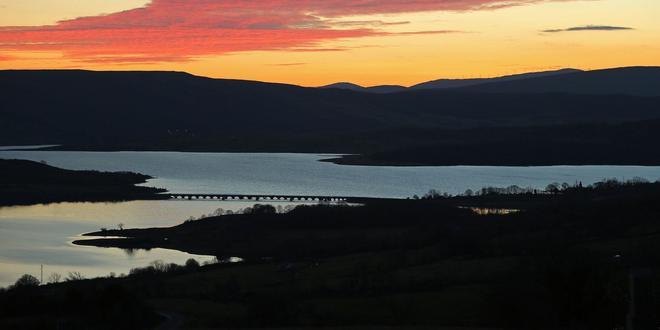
1, 0, 658, 86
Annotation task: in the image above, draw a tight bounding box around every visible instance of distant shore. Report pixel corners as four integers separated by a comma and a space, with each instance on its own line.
0, 159, 168, 206
8, 143, 660, 167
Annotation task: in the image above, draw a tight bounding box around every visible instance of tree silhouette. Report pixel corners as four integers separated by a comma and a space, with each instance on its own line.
13, 274, 40, 288
185, 258, 200, 270
48, 273, 62, 284
66, 272, 85, 281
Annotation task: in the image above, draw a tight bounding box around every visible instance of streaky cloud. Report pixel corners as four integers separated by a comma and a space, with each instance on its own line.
0, 0, 584, 64
542, 25, 634, 33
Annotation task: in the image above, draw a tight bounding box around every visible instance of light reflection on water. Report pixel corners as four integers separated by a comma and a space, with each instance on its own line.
0, 200, 299, 287
461, 207, 521, 216
2, 150, 660, 287
4, 150, 660, 197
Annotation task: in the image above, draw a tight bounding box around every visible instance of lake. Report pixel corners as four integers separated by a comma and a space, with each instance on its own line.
2, 150, 660, 287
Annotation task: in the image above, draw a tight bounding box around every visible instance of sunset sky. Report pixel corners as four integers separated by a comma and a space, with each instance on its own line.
1, 0, 658, 86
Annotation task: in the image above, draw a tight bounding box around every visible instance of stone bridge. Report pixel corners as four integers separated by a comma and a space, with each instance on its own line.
168, 193, 356, 202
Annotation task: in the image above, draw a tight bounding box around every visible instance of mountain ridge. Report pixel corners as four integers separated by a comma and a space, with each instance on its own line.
458, 66, 660, 96
319, 66, 660, 97
320, 68, 583, 93
320, 82, 407, 93
410, 68, 583, 90
2, 67, 660, 165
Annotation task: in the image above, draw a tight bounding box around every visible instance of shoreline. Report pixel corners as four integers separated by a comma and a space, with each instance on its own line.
322, 154, 660, 167
6, 146, 660, 167
0, 159, 168, 207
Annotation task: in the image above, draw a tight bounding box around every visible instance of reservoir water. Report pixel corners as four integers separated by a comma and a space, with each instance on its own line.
2, 150, 660, 287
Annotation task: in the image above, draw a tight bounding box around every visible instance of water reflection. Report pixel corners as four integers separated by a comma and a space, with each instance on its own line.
0, 200, 300, 287
217, 257, 245, 264
461, 207, 521, 216
4, 150, 660, 197
2, 150, 660, 287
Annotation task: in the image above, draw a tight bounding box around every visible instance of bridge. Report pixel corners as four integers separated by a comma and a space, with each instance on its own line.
167, 193, 372, 203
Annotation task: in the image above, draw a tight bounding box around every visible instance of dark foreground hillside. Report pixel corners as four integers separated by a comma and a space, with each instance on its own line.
4, 180, 660, 329
0, 159, 167, 205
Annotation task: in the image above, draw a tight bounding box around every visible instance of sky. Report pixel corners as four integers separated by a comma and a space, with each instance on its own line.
0, 0, 658, 86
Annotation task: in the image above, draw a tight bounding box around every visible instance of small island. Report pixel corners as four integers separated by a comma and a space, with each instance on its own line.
0, 159, 167, 206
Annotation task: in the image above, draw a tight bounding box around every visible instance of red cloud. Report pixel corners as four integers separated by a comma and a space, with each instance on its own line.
0, 0, 577, 64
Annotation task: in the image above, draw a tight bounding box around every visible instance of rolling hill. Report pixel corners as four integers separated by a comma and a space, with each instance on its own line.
321, 68, 582, 93
320, 67, 660, 97
1, 67, 660, 164
457, 66, 660, 96
411, 68, 582, 90
320, 82, 407, 93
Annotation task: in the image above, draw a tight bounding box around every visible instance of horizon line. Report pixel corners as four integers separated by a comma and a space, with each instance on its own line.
2, 65, 659, 88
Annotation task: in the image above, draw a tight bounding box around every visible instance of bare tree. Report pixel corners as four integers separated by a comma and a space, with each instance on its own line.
47, 272, 62, 284
66, 271, 85, 281
117, 223, 125, 230
13, 274, 40, 288
150, 260, 169, 273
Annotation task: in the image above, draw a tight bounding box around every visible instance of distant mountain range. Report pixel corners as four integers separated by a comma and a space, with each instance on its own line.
321, 69, 581, 92
2, 66, 660, 165
320, 82, 407, 94
454, 67, 660, 96
409, 68, 582, 91
320, 67, 660, 96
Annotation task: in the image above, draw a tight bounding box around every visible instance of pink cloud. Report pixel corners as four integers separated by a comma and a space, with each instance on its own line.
0, 0, 580, 64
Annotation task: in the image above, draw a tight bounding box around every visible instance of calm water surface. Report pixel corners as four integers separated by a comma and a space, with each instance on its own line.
3, 150, 660, 196
0, 200, 267, 287
2, 150, 660, 287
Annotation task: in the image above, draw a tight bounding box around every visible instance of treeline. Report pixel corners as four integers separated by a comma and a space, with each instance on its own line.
184, 204, 299, 223
416, 177, 656, 199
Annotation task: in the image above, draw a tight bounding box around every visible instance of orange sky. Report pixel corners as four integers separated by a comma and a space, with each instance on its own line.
1, 0, 658, 86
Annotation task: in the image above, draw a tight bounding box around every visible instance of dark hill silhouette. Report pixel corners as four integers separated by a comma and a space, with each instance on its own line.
0, 159, 166, 205
320, 82, 407, 93
366, 85, 408, 93
0, 159, 149, 185
1, 68, 660, 162
320, 82, 364, 91
319, 68, 580, 93
320, 67, 660, 96
456, 66, 660, 96
328, 119, 660, 166
411, 68, 582, 90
